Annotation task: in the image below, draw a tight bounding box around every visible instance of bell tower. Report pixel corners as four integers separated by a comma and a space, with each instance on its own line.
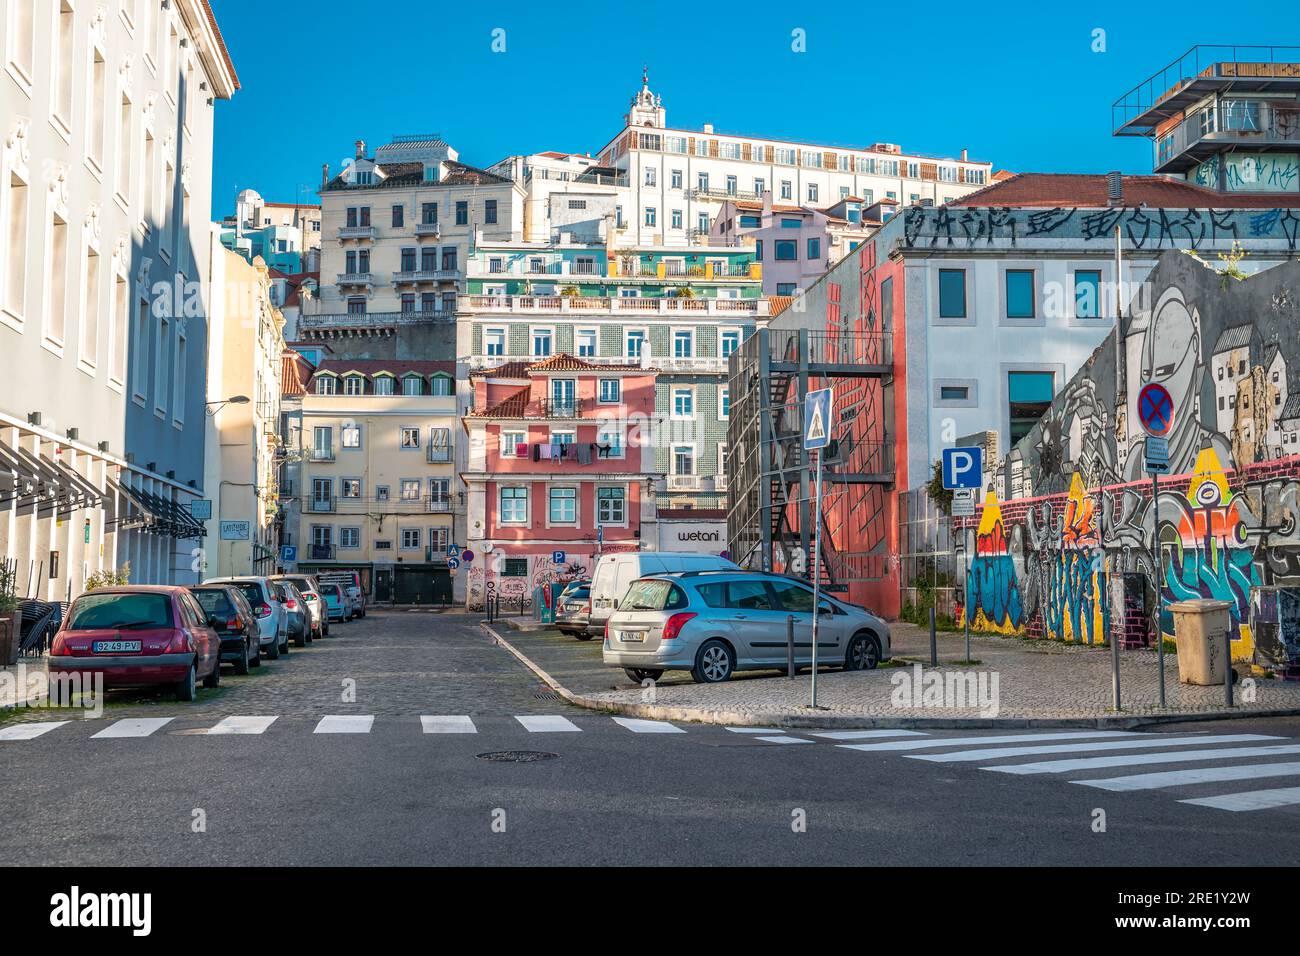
625, 66, 666, 128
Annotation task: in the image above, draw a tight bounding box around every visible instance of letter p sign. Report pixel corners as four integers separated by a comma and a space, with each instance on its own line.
942, 447, 983, 490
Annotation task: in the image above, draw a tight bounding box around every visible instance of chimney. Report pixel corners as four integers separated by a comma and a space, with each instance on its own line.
1106, 171, 1124, 206
703, 123, 714, 135
355, 139, 366, 160
960, 148, 968, 162
761, 189, 773, 218
321, 163, 330, 190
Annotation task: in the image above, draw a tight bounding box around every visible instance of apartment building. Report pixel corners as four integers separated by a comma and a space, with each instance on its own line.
219, 186, 321, 274
202, 237, 284, 577
312, 135, 524, 319
294, 359, 460, 604
489, 151, 623, 244
462, 355, 659, 610
0, 0, 237, 597
456, 240, 768, 510
595, 73, 992, 247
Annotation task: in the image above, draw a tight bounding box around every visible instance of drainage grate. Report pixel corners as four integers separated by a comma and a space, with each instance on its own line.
533, 691, 563, 702
476, 751, 559, 763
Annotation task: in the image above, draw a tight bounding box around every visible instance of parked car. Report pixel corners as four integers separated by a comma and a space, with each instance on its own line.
49, 586, 221, 700
589, 552, 738, 633
203, 576, 290, 659
318, 582, 349, 622
602, 571, 891, 684
273, 581, 311, 647
318, 570, 365, 618
556, 583, 593, 640
271, 574, 327, 638
188, 584, 261, 675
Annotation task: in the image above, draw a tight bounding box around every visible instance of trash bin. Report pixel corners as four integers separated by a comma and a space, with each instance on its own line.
1168, 599, 1232, 685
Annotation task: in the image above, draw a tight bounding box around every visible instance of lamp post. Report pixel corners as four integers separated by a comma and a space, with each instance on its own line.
205, 395, 251, 416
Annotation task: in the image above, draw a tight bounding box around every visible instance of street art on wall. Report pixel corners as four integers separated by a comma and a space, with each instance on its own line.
960, 252, 1300, 669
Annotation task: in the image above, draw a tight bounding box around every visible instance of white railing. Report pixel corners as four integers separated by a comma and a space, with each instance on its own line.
460, 295, 766, 316
668, 475, 702, 491
338, 226, 376, 239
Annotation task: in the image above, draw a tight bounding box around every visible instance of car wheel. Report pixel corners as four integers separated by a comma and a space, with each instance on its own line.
175, 663, 197, 701
574, 631, 594, 642
203, 657, 221, 689
845, 633, 881, 671
250, 644, 262, 668
691, 640, 735, 684
265, 638, 280, 661
323, 623, 330, 637
624, 668, 664, 683
234, 639, 251, 676
280, 638, 290, 656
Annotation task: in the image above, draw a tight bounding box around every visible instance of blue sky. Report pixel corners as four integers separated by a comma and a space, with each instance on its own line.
207, 0, 1300, 216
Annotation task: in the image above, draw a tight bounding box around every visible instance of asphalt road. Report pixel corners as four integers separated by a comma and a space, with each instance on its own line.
1, 610, 1297, 866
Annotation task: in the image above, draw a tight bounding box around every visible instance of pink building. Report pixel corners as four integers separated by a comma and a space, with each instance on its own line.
461, 354, 662, 609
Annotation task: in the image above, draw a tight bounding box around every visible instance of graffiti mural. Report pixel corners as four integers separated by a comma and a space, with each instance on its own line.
961, 252, 1300, 668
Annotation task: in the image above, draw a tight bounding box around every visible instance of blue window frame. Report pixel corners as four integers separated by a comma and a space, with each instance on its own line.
1074, 269, 1101, 319
1006, 270, 1036, 319
754, 239, 763, 261
806, 238, 821, 260
774, 240, 797, 261
938, 269, 966, 319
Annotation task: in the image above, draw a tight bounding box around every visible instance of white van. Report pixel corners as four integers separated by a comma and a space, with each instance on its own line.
589, 552, 738, 631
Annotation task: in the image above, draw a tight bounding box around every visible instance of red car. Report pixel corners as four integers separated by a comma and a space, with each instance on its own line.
49, 586, 222, 701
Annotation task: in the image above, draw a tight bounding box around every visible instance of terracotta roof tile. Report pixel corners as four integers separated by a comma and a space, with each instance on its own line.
950, 172, 1300, 209
471, 386, 532, 419
471, 353, 649, 378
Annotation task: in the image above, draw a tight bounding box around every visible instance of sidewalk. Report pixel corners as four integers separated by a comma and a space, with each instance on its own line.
0, 657, 49, 709
483, 619, 1300, 729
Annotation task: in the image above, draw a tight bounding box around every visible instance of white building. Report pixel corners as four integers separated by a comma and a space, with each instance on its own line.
595, 72, 993, 248
0, 0, 237, 599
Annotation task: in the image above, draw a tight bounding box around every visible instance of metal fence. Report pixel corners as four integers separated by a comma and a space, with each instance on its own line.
897, 488, 958, 620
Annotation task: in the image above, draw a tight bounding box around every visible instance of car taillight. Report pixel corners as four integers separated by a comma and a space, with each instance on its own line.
303, 592, 317, 601
256, 604, 272, 617
50, 633, 68, 655
226, 618, 242, 632
167, 632, 193, 653
661, 612, 697, 641
285, 599, 298, 611
583, 601, 591, 613
604, 621, 611, 641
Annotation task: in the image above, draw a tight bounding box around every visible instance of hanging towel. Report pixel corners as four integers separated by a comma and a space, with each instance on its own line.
515, 442, 529, 458
533, 443, 544, 462
550, 443, 562, 461
576, 443, 591, 465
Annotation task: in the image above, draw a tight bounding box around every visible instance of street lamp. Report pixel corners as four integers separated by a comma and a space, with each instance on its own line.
205, 395, 251, 416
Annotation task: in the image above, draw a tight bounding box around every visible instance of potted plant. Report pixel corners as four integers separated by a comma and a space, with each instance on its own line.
0, 561, 18, 667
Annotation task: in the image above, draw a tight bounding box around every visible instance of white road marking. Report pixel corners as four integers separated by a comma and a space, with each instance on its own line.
839, 730, 1141, 752
611, 717, 685, 734
515, 715, 581, 733
911, 734, 1278, 764
1179, 786, 1300, 812
421, 715, 477, 734
809, 730, 929, 740
1072, 761, 1300, 792
0, 721, 68, 741
206, 716, 278, 735
92, 718, 174, 739
984, 743, 1300, 775
313, 715, 374, 734
725, 726, 789, 734
756, 735, 814, 744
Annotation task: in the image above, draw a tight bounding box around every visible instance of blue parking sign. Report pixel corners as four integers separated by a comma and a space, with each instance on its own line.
552, 550, 566, 565
279, 545, 297, 563
941, 447, 984, 490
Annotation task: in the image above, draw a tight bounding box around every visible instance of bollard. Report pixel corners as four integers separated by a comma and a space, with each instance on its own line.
1111, 630, 1121, 712
929, 606, 937, 667
787, 615, 795, 678
1225, 629, 1234, 708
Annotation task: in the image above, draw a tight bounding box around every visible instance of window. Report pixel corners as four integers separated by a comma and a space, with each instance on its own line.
719, 385, 730, 419
455, 201, 468, 225
780, 180, 792, 200
644, 166, 657, 186
374, 540, 392, 551
697, 172, 709, 193
312, 426, 334, 459
402, 375, 422, 396
428, 427, 451, 461
774, 240, 797, 261
770, 580, 817, 613
391, 204, 404, 227
3, 167, 30, 322
339, 527, 361, 550
548, 487, 577, 524
672, 387, 694, 418
597, 425, 623, 458
531, 327, 553, 357
673, 445, 695, 475
80, 245, 100, 364
671, 209, 682, 230
1008, 371, 1055, 444
697, 213, 709, 235
725, 175, 737, 195
626, 328, 646, 359
755, 240, 763, 261
340, 478, 361, 499
342, 424, 362, 448
598, 487, 626, 524
938, 269, 967, 319
1006, 269, 1036, 319
807, 238, 821, 260
429, 527, 450, 553
401, 529, 421, 551
576, 328, 597, 357
754, 177, 765, 195
373, 376, 394, 395
421, 202, 438, 224
400, 479, 422, 501
376, 485, 390, 502
644, 207, 656, 227
500, 486, 528, 523
400, 427, 421, 449
502, 557, 527, 576
429, 476, 450, 506
776, 283, 797, 296
780, 218, 801, 229
430, 375, 451, 396
485, 327, 505, 356
421, 247, 437, 273
311, 477, 333, 509
500, 430, 526, 457
670, 169, 682, 189
672, 328, 693, 358
599, 379, 621, 403
316, 375, 336, 395
484, 199, 498, 225
806, 183, 819, 202
940, 385, 970, 401
720, 328, 741, 357
1074, 269, 1102, 319
344, 375, 364, 396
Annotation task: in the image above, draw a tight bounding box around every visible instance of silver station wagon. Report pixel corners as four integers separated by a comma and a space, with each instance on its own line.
602, 571, 891, 683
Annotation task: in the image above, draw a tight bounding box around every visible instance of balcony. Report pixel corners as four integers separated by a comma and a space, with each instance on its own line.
414, 221, 441, 238
298, 310, 455, 333
607, 260, 759, 282
426, 497, 453, 513
393, 268, 459, 285
656, 356, 729, 374
1153, 101, 1300, 172
309, 496, 336, 513
538, 398, 585, 418
427, 442, 452, 463
686, 186, 762, 202
310, 448, 335, 462
336, 272, 375, 289
667, 475, 702, 491
309, 544, 336, 560
338, 225, 376, 240
460, 295, 767, 317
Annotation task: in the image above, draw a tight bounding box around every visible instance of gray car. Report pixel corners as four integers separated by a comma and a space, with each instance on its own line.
271, 574, 328, 638
602, 571, 891, 684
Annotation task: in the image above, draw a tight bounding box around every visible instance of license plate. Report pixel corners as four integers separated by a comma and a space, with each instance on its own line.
619, 631, 645, 642
93, 640, 141, 653
567, 604, 583, 612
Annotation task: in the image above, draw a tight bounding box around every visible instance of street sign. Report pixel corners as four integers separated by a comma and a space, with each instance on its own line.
447, 557, 460, 571
1138, 382, 1174, 437
446, 543, 459, 558
951, 488, 976, 517
1145, 435, 1170, 475
220, 520, 250, 540
189, 499, 212, 520
461, 550, 474, 564
804, 387, 833, 450
597, 525, 604, 545
279, 545, 298, 563
552, 550, 566, 565
942, 447, 984, 490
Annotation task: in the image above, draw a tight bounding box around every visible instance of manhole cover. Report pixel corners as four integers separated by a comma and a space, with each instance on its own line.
533, 691, 563, 701
476, 751, 559, 763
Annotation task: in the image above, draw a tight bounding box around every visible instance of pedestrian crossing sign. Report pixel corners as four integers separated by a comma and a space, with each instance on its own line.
804, 387, 833, 450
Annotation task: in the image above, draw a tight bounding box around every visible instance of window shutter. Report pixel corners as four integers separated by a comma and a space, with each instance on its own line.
741, 142, 752, 161
824, 152, 836, 170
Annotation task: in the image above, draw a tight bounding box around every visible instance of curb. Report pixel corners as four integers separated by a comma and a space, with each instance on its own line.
480, 622, 1300, 730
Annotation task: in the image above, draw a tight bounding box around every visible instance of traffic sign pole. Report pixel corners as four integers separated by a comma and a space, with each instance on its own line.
810, 447, 823, 709
1154, 469, 1165, 708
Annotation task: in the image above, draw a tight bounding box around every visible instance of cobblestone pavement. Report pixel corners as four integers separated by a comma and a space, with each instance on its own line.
0, 610, 575, 722
500, 620, 1300, 722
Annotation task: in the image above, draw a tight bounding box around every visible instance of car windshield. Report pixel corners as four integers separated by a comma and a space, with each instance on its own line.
623, 579, 686, 611
67, 593, 172, 630
191, 589, 233, 617
570, 587, 590, 599
231, 582, 264, 607
322, 585, 341, 598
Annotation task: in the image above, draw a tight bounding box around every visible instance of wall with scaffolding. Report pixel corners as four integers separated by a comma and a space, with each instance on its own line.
727, 239, 906, 617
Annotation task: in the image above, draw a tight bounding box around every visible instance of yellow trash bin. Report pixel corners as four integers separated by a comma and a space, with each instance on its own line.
1167, 599, 1232, 686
